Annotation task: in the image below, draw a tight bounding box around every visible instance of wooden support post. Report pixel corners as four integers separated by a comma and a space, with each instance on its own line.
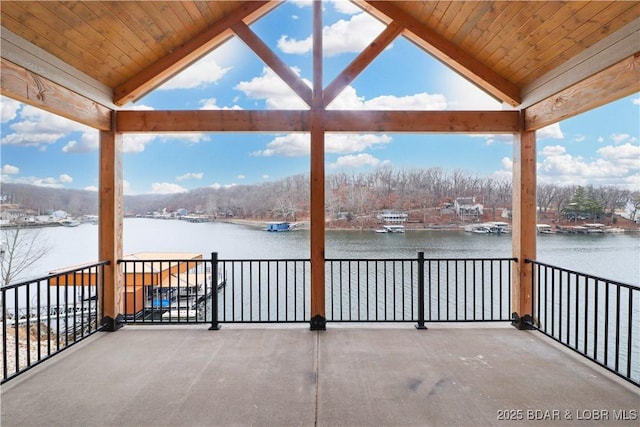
309, 0, 326, 330
99, 128, 124, 331
511, 129, 536, 329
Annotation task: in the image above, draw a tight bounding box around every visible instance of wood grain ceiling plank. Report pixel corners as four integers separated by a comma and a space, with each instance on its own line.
364, 0, 520, 105
114, 1, 276, 106
123, 2, 172, 51
485, 2, 567, 78
166, 2, 204, 35
444, 1, 481, 45
471, 1, 534, 63
176, 1, 208, 29
5, 2, 125, 86
508, 1, 611, 84
431, 1, 455, 36
517, 2, 640, 86
453, 1, 498, 47
462, 1, 524, 56
103, 2, 161, 64
62, 2, 148, 82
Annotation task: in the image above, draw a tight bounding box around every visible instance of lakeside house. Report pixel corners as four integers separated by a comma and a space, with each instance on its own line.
454, 197, 484, 222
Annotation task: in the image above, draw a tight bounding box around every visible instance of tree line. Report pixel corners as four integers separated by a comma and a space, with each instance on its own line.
2, 167, 638, 223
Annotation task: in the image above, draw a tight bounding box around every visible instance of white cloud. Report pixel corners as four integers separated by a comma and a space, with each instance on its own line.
150, 182, 188, 194
176, 172, 204, 181
84, 185, 98, 192
493, 142, 640, 190
330, 0, 362, 15
199, 98, 243, 110
59, 174, 73, 183
123, 134, 156, 153
328, 85, 447, 110
1, 164, 19, 174
157, 54, 231, 90
1, 97, 21, 122
252, 133, 391, 157
536, 143, 640, 190
539, 145, 566, 157
537, 123, 564, 140
611, 133, 638, 145
262, 175, 270, 180
210, 182, 237, 189
237, 175, 246, 180
235, 67, 310, 109
597, 143, 640, 170
279, 12, 385, 57
62, 131, 99, 153
1, 105, 94, 148
329, 153, 386, 169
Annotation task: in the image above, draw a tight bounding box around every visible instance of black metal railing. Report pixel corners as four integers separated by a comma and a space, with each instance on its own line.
120, 253, 515, 327
119, 255, 219, 325
1, 261, 108, 383
326, 255, 515, 324
527, 259, 640, 386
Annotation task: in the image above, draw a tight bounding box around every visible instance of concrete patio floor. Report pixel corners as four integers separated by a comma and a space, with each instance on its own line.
1, 324, 638, 427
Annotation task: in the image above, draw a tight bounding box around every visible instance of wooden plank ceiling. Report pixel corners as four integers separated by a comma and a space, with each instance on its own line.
1, 0, 639, 131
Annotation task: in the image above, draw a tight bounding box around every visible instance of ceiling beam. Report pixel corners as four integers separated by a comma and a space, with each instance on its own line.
1, 58, 112, 130
116, 110, 309, 133
323, 21, 403, 108
232, 21, 313, 107
359, 0, 521, 106
325, 110, 519, 133
524, 53, 640, 131
521, 17, 640, 109
113, 1, 280, 106
115, 109, 519, 133
1, 27, 115, 109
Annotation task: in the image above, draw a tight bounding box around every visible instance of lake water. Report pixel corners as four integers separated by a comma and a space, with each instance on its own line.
26, 218, 640, 286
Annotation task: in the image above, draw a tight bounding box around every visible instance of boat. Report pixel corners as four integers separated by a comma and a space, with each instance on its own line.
266, 222, 292, 232
464, 223, 505, 234
375, 225, 405, 233
536, 224, 554, 234
584, 223, 606, 233
59, 219, 80, 227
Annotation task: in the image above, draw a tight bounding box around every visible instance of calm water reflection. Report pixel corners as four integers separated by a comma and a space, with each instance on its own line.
28, 218, 639, 285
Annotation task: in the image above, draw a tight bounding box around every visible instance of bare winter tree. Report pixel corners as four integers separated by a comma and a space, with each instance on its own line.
1, 225, 51, 288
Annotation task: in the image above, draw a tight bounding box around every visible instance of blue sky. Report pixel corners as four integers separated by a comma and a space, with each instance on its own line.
1, 0, 639, 195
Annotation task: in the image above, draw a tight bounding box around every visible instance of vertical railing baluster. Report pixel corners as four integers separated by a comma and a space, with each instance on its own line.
415, 252, 426, 329
209, 252, 220, 330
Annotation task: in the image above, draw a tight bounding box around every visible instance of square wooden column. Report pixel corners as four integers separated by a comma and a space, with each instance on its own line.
511, 130, 536, 329
99, 129, 124, 331
309, 0, 326, 330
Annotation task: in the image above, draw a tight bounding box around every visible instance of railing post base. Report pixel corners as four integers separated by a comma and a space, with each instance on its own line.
208, 323, 221, 331
511, 313, 535, 330
101, 314, 124, 332
310, 315, 326, 330
415, 323, 428, 330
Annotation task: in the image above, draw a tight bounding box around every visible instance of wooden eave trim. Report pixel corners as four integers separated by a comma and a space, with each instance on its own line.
1, 27, 115, 109
521, 17, 640, 109
359, 0, 521, 107
524, 53, 640, 131
232, 21, 313, 107
1, 58, 112, 130
323, 21, 403, 108
115, 109, 519, 133
113, 1, 280, 107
